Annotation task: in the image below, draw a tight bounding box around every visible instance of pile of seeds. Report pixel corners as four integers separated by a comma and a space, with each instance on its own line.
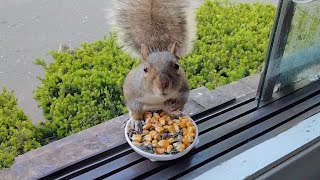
127, 111, 197, 155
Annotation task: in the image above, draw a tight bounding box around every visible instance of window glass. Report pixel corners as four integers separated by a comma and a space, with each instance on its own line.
258, 0, 320, 105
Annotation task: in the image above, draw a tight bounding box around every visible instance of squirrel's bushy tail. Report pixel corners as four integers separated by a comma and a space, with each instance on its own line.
108, 0, 197, 58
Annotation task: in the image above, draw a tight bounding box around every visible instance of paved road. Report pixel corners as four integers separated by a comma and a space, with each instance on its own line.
0, 0, 112, 123
0, 0, 277, 124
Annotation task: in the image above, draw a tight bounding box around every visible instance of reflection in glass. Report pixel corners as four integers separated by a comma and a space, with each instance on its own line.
274, 0, 320, 92
258, 0, 320, 105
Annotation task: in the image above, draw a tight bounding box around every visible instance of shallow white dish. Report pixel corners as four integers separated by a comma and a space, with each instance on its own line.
125, 113, 199, 162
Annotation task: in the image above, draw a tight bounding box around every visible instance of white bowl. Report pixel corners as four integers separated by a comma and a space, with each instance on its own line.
125, 113, 199, 162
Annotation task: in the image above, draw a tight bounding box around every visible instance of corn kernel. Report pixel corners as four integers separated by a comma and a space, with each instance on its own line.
158, 140, 170, 148
166, 145, 173, 153
160, 111, 166, 117
132, 134, 142, 142
155, 126, 164, 134
182, 136, 189, 145
144, 111, 152, 118
168, 125, 175, 133
143, 123, 152, 130
192, 126, 196, 132
153, 112, 160, 119
155, 148, 164, 155
150, 130, 157, 138
152, 140, 159, 147
145, 117, 152, 124
154, 133, 161, 141
173, 123, 180, 133
143, 130, 150, 135
186, 122, 193, 128
164, 115, 171, 121
168, 120, 174, 125
151, 117, 158, 123
186, 134, 194, 143
159, 118, 166, 126
132, 141, 141, 146
182, 128, 187, 135
144, 134, 152, 142
179, 122, 187, 128
176, 144, 186, 152
187, 127, 194, 133
173, 119, 180, 124
181, 118, 188, 123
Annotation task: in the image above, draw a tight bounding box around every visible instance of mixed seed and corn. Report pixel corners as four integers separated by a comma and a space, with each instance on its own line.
127, 111, 197, 155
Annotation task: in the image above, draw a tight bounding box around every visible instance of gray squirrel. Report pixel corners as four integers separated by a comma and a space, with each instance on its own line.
112, 0, 197, 131
58, 43, 74, 54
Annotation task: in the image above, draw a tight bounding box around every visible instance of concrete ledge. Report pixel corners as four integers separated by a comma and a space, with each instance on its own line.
0, 74, 260, 180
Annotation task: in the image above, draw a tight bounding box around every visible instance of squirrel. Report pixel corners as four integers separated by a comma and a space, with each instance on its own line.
111, 0, 197, 131
58, 43, 74, 54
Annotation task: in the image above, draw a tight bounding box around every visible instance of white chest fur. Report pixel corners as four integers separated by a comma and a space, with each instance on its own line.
142, 91, 179, 111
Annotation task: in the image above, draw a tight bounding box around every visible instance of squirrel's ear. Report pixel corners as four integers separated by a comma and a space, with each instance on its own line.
170, 42, 178, 56
140, 44, 149, 62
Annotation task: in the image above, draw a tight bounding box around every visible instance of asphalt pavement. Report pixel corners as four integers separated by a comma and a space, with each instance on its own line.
0, 0, 112, 123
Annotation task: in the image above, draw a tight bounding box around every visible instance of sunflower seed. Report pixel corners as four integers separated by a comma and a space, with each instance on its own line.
173, 132, 179, 138
141, 121, 146, 126
137, 122, 143, 134
162, 133, 169, 139
128, 131, 133, 139
139, 144, 148, 151
170, 149, 179, 154
176, 135, 183, 142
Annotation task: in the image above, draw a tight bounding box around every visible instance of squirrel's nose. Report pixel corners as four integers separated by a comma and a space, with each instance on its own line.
159, 74, 169, 90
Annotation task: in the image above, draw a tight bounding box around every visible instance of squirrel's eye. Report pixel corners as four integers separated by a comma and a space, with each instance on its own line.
174, 64, 179, 70
144, 67, 148, 73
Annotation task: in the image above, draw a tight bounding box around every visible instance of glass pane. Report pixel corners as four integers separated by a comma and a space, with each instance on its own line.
278, 0, 320, 90
258, 0, 320, 105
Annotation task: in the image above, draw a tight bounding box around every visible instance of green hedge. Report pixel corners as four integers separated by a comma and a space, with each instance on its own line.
34, 35, 139, 138
34, 0, 275, 139
0, 87, 42, 169
180, 0, 275, 89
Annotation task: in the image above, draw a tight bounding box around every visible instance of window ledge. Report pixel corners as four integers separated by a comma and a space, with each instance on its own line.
0, 74, 260, 180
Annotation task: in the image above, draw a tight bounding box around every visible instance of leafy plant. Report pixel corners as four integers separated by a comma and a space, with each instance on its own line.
34, 34, 139, 138
34, 0, 275, 139
180, 0, 275, 89
0, 87, 42, 169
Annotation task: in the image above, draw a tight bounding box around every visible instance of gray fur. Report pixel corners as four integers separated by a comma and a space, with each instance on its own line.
117, 0, 193, 131
113, 0, 197, 58
58, 43, 74, 54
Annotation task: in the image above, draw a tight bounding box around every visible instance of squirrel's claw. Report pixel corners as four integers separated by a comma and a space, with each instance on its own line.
130, 118, 143, 133
121, 117, 131, 128
164, 99, 181, 112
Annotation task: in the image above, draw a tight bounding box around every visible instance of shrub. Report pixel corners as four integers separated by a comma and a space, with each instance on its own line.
0, 87, 42, 169
34, 1, 275, 139
34, 35, 139, 139
180, 0, 275, 89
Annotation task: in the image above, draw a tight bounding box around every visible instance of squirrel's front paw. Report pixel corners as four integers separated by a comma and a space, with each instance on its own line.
130, 118, 143, 133
164, 99, 180, 112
